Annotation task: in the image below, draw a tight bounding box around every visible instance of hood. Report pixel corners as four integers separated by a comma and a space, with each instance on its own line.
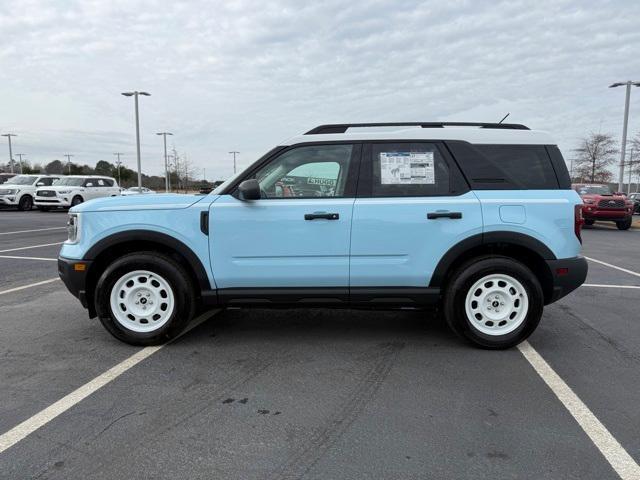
71, 193, 213, 213
580, 193, 625, 200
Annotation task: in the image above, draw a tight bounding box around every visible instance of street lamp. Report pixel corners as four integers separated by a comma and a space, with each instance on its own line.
122, 91, 151, 189
609, 81, 640, 192
113, 152, 124, 186
64, 154, 74, 174
15, 153, 26, 174
1, 133, 17, 174
229, 151, 239, 174
156, 132, 173, 193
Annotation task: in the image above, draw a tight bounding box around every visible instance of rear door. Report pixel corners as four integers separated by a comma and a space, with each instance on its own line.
210, 143, 360, 298
350, 141, 482, 296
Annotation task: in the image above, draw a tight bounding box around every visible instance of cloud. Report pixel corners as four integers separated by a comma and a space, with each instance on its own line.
0, 0, 639, 178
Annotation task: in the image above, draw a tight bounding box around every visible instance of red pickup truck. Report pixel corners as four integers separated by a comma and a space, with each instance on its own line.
573, 184, 634, 230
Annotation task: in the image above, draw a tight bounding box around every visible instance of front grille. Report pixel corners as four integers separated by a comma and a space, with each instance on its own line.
597, 199, 625, 209
37, 190, 56, 197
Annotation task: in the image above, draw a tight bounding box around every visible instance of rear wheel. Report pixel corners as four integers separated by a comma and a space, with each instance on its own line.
584, 219, 594, 226
95, 252, 196, 345
616, 218, 632, 230
17, 195, 33, 211
443, 256, 544, 349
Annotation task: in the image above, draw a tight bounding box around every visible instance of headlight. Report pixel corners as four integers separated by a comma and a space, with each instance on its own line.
66, 213, 80, 244
58, 190, 72, 194
583, 199, 595, 204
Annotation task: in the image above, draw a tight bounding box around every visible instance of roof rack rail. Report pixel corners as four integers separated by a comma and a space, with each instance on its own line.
305, 122, 530, 135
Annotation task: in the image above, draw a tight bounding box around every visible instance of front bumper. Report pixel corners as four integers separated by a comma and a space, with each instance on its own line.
545, 256, 588, 304
0, 195, 18, 205
58, 256, 92, 310
35, 197, 71, 207
582, 206, 632, 220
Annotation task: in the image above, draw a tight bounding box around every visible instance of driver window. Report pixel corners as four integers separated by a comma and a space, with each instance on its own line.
253, 144, 353, 198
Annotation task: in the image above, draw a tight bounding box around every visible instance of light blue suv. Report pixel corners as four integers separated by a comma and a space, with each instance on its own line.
58, 122, 587, 349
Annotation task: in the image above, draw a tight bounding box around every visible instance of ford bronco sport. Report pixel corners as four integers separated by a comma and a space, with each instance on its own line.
58, 122, 587, 349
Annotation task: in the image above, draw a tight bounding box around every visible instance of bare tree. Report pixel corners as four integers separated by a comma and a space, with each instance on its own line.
572, 133, 618, 183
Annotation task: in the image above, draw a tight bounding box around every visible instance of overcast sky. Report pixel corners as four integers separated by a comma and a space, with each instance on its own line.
1, 0, 639, 179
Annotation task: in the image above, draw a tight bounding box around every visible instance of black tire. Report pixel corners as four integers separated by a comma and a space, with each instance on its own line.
95, 252, 196, 345
584, 219, 594, 226
443, 255, 544, 349
616, 218, 632, 230
71, 195, 83, 207
37, 206, 51, 212
17, 195, 33, 211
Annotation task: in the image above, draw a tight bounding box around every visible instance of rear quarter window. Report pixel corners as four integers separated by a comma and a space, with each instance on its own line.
446, 142, 560, 190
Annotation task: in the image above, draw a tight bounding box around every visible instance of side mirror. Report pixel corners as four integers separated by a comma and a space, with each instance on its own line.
36, 182, 45, 186
85, 182, 94, 187
237, 179, 261, 200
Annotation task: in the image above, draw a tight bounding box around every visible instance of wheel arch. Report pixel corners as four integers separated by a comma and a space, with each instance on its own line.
83, 230, 210, 317
430, 232, 556, 304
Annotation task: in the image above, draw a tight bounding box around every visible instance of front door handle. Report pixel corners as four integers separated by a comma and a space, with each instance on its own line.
305, 212, 339, 220
427, 211, 462, 220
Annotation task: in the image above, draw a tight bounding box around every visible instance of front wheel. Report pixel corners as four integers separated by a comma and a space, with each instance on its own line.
616, 218, 632, 230
443, 256, 544, 349
18, 195, 33, 211
95, 252, 196, 345
70, 195, 83, 207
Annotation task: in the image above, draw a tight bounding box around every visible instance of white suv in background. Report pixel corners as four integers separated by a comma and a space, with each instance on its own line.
0, 174, 61, 211
34, 175, 120, 210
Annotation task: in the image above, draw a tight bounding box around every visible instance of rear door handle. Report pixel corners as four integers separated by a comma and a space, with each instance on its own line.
305, 212, 339, 220
427, 211, 462, 219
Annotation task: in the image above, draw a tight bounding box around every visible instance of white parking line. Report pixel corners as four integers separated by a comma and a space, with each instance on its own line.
0, 255, 57, 262
582, 283, 640, 289
0, 227, 66, 236
0, 278, 59, 296
518, 341, 640, 480
585, 256, 640, 279
0, 310, 219, 454
0, 242, 64, 253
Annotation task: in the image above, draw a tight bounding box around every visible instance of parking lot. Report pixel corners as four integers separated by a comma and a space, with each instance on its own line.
0, 211, 639, 479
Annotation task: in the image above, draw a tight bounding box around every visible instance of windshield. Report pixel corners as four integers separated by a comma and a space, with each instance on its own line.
6, 175, 36, 185
575, 185, 613, 195
54, 177, 85, 186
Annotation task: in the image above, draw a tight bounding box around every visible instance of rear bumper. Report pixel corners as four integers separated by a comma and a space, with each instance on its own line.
58, 256, 91, 310
545, 256, 588, 304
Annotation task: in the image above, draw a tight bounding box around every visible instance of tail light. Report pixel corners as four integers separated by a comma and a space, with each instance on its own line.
574, 204, 584, 243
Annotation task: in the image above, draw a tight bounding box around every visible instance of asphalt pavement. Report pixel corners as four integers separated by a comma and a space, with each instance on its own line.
0, 211, 639, 479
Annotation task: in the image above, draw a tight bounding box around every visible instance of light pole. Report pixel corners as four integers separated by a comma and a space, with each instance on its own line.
156, 132, 173, 193
15, 153, 26, 174
2, 133, 17, 174
64, 154, 74, 174
229, 151, 239, 174
113, 152, 123, 186
122, 91, 150, 189
610, 81, 640, 192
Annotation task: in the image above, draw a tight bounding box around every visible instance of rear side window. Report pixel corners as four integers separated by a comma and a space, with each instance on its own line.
370, 142, 451, 197
447, 142, 560, 190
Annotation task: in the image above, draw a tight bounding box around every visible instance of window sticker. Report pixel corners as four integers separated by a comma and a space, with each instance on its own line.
380, 152, 435, 185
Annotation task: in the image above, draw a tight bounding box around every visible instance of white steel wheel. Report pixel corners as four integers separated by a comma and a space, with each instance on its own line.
464, 273, 529, 336
109, 270, 176, 333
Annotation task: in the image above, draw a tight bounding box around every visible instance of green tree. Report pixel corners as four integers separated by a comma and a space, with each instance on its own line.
95, 160, 114, 176
45, 159, 64, 174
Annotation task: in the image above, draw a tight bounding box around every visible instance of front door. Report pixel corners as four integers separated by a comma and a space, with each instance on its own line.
210, 143, 360, 301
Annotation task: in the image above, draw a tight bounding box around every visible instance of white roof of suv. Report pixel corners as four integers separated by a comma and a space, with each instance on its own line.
284, 123, 555, 146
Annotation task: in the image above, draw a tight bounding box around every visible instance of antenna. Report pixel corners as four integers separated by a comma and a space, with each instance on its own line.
498, 113, 510, 124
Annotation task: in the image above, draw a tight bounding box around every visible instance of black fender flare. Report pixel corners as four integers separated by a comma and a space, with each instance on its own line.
83, 229, 210, 291
429, 231, 556, 287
